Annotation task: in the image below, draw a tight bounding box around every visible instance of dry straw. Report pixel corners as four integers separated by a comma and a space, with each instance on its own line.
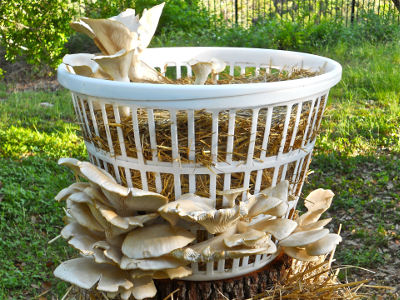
75, 65, 326, 200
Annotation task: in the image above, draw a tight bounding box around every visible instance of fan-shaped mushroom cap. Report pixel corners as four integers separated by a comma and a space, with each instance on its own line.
263, 201, 289, 217
92, 49, 135, 82
84, 186, 112, 207
58, 157, 82, 176
120, 255, 188, 271
260, 180, 289, 201
131, 276, 157, 300
191, 62, 212, 85
279, 229, 329, 247
209, 58, 226, 85
223, 229, 267, 248
293, 218, 332, 233
136, 3, 165, 55
70, 19, 95, 39
54, 257, 133, 292
128, 59, 166, 82
217, 187, 248, 208
246, 193, 283, 219
158, 193, 215, 226
55, 187, 83, 202
296, 189, 334, 227
172, 226, 277, 263
77, 161, 168, 215
68, 202, 105, 232
69, 182, 91, 191
249, 218, 298, 240
109, 9, 141, 32
122, 224, 195, 259
305, 233, 342, 256
80, 18, 138, 55
61, 222, 105, 240
93, 240, 124, 265
283, 247, 320, 262
67, 234, 114, 264
63, 53, 112, 79
68, 192, 94, 205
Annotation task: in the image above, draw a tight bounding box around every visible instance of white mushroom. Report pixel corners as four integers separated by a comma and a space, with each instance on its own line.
295, 188, 334, 227
305, 233, 342, 256
109, 9, 141, 32
92, 49, 135, 82
223, 229, 267, 248
217, 187, 248, 208
246, 193, 283, 219
79, 18, 139, 56
63, 53, 111, 79
248, 218, 298, 240
121, 224, 195, 259
278, 228, 330, 248
120, 255, 189, 271
171, 226, 276, 263
283, 247, 320, 262
191, 62, 212, 85
158, 193, 247, 234
54, 257, 133, 296
209, 58, 226, 85
293, 218, 332, 233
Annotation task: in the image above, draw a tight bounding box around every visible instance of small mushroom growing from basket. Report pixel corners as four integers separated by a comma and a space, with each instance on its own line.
278, 189, 342, 261
189, 58, 227, 85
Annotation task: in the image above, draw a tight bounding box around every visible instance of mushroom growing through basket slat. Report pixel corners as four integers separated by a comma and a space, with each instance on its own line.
54, 155, 341, 298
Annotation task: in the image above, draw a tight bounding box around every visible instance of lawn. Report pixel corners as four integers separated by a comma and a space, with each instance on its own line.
1, 40, 400, 299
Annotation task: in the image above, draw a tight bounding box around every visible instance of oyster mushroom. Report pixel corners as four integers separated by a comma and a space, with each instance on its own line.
217, 187, 248, 208
54, 257, 135, 299
121, 224, 196, 259
278, 228, 330, 248
305, 233, 342, 256
63, 53, 111, 79
92, 49, 135, 82
158, 193, 248, 234
190, 61, 212, 85
209, 58, 226, 85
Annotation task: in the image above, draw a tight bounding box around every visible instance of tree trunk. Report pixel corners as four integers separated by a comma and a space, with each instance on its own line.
392, 0, 400, 12
152, 253, 291, 300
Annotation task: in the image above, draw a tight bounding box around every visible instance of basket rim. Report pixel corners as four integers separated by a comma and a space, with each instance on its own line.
58, 47, 342, 103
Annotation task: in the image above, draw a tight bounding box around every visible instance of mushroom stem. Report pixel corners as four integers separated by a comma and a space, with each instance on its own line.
191, 62, 212, 85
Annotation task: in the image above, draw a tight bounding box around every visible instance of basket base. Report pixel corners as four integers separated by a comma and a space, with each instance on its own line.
152, 253, 291, 300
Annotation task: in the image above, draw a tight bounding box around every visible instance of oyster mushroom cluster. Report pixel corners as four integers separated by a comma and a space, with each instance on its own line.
54, 158, 341, 299
65, 3, 227, 86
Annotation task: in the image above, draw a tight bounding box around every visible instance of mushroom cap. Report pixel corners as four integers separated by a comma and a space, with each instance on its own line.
263, 201, 289, 217
305, 233, 342, 256
54, 257, 133, 292
136, 3, 165, 54
69, 19, 95, 39
120, 255, 188, 271
131, 276, 157, 300
61, 221, 105, 240
217, 187, 248, 208
209, 57, 226, 74
80, 18, 138, 55
223, 229, 267, 248
278, 229, 329, 247
55, 187, 83, 202
246, 193, 283, 219
260, 180, 289, 201
92, 49, 135, 82
158, 193, 215, 226
283, 247, 320, 262
296, 189, 334, 227
121, 224, 195, 259
109, 8, 141, 32
58, 157, 82, 176
294, 218, 332, 232
249, 218, 298, 240
68, 201, 105, 232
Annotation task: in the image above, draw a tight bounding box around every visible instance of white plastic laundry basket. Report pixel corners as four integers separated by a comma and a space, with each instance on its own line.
58, 47, 342, 280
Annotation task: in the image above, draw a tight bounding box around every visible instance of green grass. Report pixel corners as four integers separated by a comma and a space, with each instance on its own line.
1, 39, 400, 298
